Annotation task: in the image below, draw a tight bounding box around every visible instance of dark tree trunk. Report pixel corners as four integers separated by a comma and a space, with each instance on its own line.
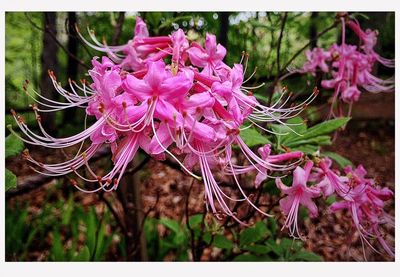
62, 12, 79, 125
117, 156, 148, 261
40, 12, 58, 135
309, 12, 318, 49
218, 12, 230, 56
112, 12, 125, 45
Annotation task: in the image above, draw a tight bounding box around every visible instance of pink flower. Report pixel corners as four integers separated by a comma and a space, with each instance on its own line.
303, 47, 331, 74
276, 160, 320, 238
328, 164, 394, 258
123, 60, 193, 126
13, 16, 314, 226
303, 17, 394, 118
187, 33, 227, 76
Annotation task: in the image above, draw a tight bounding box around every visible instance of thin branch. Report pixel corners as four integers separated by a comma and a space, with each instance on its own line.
99, 192, 127, 234
112, 12, 125, 45
185, 179, 197, 261
276, 12, 288, 73
25, 12, 90, 70
280, 21, 338, 75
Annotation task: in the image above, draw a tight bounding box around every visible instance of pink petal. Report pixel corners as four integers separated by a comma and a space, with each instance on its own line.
254, 170, 267, 188
122, 74, 153, 102
183, 92, 215, 111
144, 60, 167, 90
187, 46, 208, 68
134, 16, 149, 37
185, 115, 216, 142
230, 64, 243, 90
300, 196, 318, 218
154, 98, 183, 126
148, 123, 174, 155
329, 201, 349, 213
275, 178, 291, 194
205, 33, 217, 55
279, 195, 295, 216
159, 72, 193, 100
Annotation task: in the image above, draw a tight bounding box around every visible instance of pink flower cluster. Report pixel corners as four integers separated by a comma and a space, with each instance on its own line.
276, 158, 394, 257
303, 16, 394, 117
12, 17, 317, 223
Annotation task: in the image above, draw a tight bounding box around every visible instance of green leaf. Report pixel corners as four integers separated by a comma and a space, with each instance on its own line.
172, 231, 187, 246
5, 133, 24, 158
291, 251, 323, 261
325, 195, 336, 205
62, 194, 74, 226
213, 234, 233, 250
291, 145, 319, 155
159, 218, 181, 234
286, 135, 331, 148
233, 253, 271, 261
203, 232, 212, 244
253, 93, 269, 102
240, 127, 270, 147
280, 117, 307, 144
242, 244, 272, 255
239, 221, 268, 247
270, 124, 288, 147
188, 214, 203, 229
50, 231, 65, 261
72, 246, 90, 261
5, 168, 17, 191
322, 151, 353, 168
289, 117, 350, 143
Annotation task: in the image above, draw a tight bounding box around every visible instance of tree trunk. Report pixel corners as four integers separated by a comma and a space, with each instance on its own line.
62, 12, 79, 125
218, 12, 230, 58
40, 12, 58, 135
309, 12, 318, 49
117, 156, 148, 261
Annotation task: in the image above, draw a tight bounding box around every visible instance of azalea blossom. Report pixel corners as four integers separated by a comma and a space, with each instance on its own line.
302, 15, 394, 117
275, 160, 320, 238
10, 16, 316, 223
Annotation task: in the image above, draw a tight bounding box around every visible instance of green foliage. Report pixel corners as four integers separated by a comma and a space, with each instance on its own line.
239, 221, 269, 247
142, 215, 322, 261
6, 192, 115, 261
272, 117, 351, 154
213, 234, 234, 250
5, 133, 24, 158
240, 126, 271, 147
5, 169, 17, 191
322, 151, 353, 168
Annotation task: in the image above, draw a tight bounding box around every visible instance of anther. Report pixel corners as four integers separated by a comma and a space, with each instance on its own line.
22, 149, 30, 160
98, 102, 105, 113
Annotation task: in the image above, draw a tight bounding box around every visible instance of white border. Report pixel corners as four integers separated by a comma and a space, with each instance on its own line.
1, 1, 400, 276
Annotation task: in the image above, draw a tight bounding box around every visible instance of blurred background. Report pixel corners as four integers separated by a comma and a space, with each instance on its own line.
5, 12, 394, 261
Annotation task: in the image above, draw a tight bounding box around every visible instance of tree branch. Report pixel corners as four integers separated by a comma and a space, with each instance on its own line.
25, 12, 90, 70
112, 12, 125, 45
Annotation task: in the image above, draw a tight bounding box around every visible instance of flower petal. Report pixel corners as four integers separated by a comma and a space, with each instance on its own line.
122, 74, 153, 102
